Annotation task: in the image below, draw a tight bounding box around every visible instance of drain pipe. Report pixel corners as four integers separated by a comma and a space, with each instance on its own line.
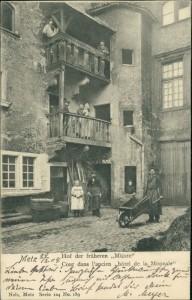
129, 134, 145, 190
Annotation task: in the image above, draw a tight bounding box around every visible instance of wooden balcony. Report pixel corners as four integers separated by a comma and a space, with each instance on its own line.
46, 32, 110, 82
46, 112, 111, 148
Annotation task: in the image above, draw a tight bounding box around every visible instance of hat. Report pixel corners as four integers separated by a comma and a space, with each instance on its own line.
149, 165, 157, 172
64, 98, 70, 103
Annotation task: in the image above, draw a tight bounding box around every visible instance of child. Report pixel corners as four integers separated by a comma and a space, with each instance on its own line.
127, 180, 136, 195
71, 180, 84, 217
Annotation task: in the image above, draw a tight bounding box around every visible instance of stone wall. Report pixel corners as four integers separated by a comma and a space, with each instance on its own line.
141, 15, 154, 187
1, 2, 51, 153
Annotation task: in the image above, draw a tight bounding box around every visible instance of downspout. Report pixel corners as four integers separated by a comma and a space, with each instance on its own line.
129, 134, 145, 192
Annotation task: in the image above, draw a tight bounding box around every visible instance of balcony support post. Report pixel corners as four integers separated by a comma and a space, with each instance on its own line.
59, 65, 65, 137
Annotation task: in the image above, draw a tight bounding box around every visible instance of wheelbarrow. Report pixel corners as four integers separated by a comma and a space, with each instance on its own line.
118, 196, 162, 228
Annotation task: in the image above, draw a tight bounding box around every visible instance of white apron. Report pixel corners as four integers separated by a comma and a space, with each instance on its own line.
71, 186, 84, 210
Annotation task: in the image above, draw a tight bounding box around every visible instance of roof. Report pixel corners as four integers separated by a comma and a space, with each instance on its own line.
64, 2, 116, 33
87, 2, 156, 22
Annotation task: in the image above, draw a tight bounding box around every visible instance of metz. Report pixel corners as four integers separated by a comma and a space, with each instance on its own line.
23, 292, 35, 297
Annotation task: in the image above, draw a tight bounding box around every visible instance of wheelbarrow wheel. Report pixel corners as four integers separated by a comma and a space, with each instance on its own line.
118, 211, 131, 228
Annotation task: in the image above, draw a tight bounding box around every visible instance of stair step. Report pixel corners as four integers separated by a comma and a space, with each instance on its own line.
1, 215, 32, 227
1, 209, 17, 215
1, 212, 22, 219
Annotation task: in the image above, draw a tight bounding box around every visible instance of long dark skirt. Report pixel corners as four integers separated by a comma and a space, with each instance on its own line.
89, 195, 100, 211
147, 190, 162, 215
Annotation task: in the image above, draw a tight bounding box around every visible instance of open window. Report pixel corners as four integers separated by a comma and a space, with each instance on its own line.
1, 2, 15, 32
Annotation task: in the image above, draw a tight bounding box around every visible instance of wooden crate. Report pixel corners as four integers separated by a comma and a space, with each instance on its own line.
31, 205, 61, 223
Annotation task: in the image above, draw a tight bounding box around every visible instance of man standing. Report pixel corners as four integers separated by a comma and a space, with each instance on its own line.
63, 98, 70, 136
87, 171, 101, 217
146, 167, 163, 223
97, 41, 109, 56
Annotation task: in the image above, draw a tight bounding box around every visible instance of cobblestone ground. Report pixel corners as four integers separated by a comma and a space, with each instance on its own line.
2, 206, 187, 253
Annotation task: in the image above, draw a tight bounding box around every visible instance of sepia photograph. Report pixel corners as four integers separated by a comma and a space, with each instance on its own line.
1, 0, 191, 255
1, 0, 191, 278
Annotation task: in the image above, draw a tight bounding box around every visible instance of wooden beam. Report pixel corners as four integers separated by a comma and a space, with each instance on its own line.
59, 65, 65, 136
51, 14, 61, 31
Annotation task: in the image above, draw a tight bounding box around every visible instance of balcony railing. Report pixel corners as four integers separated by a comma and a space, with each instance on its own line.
46, 112, 111, 144
46, 32, 110, 81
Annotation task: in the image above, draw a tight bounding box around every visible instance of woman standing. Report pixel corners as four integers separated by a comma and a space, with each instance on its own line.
83, 103, 91, 139
71, 180, 84, 217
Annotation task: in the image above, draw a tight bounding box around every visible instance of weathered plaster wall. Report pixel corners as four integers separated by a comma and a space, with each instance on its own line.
1, 2, 51, 153
141, 15, 154, 187
150, 2, 191, 167
87, 7, 148, 203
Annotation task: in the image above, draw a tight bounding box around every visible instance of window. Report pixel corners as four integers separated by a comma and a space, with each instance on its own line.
125, 166, 136, 193
162, 1, 175, 25
0, 2, 14, 32
2, 155, 16, 188
162, 60, 184, 109
178, 0, 191, 20
1, 151, 49, 194
22, 157, 34, 187
122, 49, 133, 65
123, 111, 133, 126
162, 1, 190, 25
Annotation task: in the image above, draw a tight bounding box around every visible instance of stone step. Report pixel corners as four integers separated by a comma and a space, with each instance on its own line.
1, 212, 23, 219
1, 215, 32, 227
1, 209, 17, 215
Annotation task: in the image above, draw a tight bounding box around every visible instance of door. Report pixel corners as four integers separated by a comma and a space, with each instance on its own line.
49, 94, 59, 113
95, 104, 110, 121
50, 166, 67, 203
160, 141, 190, 205
93, 164, 111, 205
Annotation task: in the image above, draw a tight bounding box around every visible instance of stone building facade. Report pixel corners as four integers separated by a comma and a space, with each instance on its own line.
1, 1, 191, 213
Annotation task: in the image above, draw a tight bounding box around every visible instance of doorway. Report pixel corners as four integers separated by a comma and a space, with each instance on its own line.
95, 104, 110, 121
125, 166, 137, 193
93, 164, 111, 205
50, 166, 68, 203
49, 94, 59, 113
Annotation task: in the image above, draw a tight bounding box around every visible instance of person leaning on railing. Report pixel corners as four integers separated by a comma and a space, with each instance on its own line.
76, 104, 84, 138
97, 41, 109, 56
42, 18, 59, 38
62, 98, 70, 135
83, 103, 91, 139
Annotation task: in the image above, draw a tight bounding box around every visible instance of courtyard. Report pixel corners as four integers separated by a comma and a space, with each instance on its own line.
2, 206, 187, 253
